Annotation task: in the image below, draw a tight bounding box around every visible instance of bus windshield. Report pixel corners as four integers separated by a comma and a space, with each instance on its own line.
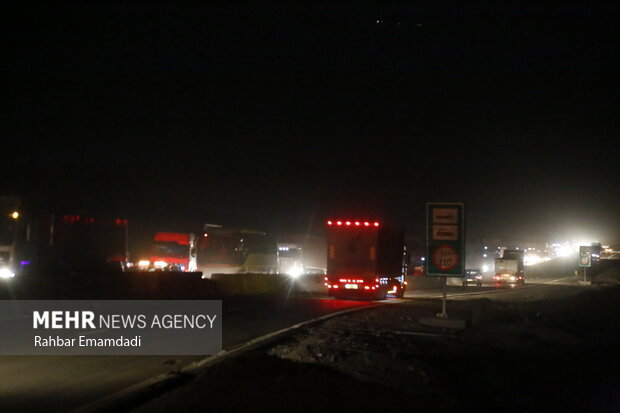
197, 234, 242, 266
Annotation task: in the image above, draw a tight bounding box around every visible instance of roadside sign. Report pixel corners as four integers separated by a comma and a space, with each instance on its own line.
426, 203, 464, 276
579, 245, 591, 267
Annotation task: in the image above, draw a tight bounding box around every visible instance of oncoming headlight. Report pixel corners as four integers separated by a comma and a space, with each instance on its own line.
288, 265, 304, 279
0, 267, 16, 279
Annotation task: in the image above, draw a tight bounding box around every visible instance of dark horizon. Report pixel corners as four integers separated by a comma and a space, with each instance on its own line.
3, 1, 619, 244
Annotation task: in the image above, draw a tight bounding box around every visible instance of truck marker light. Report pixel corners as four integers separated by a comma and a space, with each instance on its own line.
364, 222, 370, 226
374, 222, 380, 227
327, 221, 333, 225
364, 286, 370, 290
355, 221, 360, 226
345, 221, 351, 226
337, 221, 342, 226
333, 285, 339, 289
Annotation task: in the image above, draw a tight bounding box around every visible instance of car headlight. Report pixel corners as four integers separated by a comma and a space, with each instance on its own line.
0, 267, 16, 279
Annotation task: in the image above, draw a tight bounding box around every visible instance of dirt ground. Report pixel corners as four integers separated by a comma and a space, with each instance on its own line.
133, 280, 620, 413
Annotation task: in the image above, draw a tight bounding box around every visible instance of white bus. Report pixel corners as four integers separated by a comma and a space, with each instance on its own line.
197, 225, 278, 279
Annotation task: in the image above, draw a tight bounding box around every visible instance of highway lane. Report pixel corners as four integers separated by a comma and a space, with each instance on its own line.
0, 294, 375, 412
0, 274, 581, 412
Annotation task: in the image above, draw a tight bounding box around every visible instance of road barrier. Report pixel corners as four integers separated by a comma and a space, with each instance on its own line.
11, 270, 328, 300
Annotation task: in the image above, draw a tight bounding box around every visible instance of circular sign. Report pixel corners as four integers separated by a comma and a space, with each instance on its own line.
432, 244, 459, 271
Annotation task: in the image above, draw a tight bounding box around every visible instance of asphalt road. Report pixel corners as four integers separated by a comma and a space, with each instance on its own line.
0, 272, 589, 412
0, 294, 376, 412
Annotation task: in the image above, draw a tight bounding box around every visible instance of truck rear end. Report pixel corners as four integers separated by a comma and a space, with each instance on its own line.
324, 219, 406, 300
493, 249, 525, 284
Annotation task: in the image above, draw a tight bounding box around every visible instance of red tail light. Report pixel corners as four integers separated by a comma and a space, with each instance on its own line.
326, 219, 381, 228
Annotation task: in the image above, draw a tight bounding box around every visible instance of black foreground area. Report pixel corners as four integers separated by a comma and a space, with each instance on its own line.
133, 286, 620, 413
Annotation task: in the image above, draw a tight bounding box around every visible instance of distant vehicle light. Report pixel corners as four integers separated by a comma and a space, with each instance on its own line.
374, 222, 379, 227
0, 268, 15, 279
345, 221, 351, 226
337, 221, 342, 226
287, 266, 303, 278
364, 222, 370, 226
154, 261, 167, 268
355, 221, 360, 226
138, 260, 150, 267
10, 211, 19, 220
327, 220, 333, 225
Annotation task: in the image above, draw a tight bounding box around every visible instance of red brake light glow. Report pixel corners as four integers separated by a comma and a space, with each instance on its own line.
327, 219, 380, 228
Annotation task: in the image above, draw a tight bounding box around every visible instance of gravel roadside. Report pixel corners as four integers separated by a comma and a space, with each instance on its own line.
132, 284, 620, 413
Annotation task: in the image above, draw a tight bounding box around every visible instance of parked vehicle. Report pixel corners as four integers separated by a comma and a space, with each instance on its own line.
0, 195, 129, 279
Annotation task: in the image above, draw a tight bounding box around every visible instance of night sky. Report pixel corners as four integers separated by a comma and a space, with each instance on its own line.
3, 1, 619, 245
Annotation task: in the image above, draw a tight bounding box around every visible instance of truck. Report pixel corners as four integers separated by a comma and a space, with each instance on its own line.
0, 195, 129, 280
590, 242, 602, 261
196, 224, 278, 279
277, 233, 327, 278
324, 219, 407, 300
135, 232, 198, 272
493, 249, 525, 284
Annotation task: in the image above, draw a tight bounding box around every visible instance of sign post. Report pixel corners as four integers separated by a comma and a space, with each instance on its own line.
426, 203, 465, 319
579, 245, 591, 283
